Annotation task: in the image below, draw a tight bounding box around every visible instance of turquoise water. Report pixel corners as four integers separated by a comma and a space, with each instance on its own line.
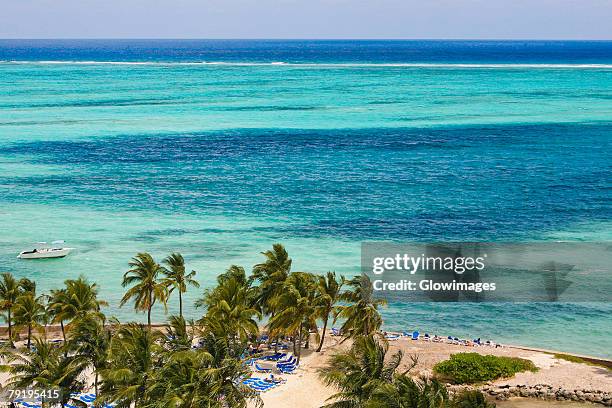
0, 41, 610, 357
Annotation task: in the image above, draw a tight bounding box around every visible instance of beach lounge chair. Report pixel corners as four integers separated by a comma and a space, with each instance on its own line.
277, 359, 296, 368
331, 328, 341, 336
277, 355, 296, 365
267, 352, 287, 361
385, 333, 400, 340
411, 331, 419, 340
279, 363, 298, 374
277, 363, 297, 372
245, 383, 271, 392
243, 378, 277, 392
73, 393, 97, 405
255, 363, 272, 373
277, 357, 298, 369
15, 401, 41, 408
277, 357, 296, 366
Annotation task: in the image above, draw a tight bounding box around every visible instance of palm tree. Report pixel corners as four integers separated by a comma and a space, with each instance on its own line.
197, 266, 260, 345
48, 276, 107, 343
370, 375, 449, 408
268, 272, 319, 362
69, 315, 111, 397
120, 253, 168, 330
162, 252, 199, 318
163, 314, 194, 351
314, 271, 343, 352
0, 337, 85, 407
19, 277, 36, 294
47, 288, 70, 343
336, 274, 387, 339
144, 347, 260, 408
64, 276, 108, 323
0, 273, 22, 346
251, 243, 292, 316
318, 335, 404, 407
13, 292, 46, 349
99, 323, 160, 408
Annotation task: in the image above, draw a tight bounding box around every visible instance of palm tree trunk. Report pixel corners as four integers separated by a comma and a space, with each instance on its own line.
95, 371, 99, 397
269, 311, 279, 353
296, 325, 303, 363
316, 314, 329, 352
7, 309, 13, 347
147, 306, 152, 331
179, 290, 183, 318
59, 321, 69, 358
27, 324, 32, 349
60, 320, 66, 343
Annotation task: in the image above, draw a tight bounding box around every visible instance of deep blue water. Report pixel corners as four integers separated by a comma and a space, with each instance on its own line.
2, 124, 610, 241
2, 39, 612, 63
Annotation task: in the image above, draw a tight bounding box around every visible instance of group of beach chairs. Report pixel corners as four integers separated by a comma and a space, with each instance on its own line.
380, 330, 501, 347
253, 353, 299, 374
242, 375, 286, 393
242, 352, 299, 393
13, 392, 114, 408
330, 327, 501, 348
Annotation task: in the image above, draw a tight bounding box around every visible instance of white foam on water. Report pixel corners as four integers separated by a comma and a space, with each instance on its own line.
2, 60, 612, 69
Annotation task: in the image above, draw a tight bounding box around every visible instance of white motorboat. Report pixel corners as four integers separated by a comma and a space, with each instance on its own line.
18, 241, 73, 259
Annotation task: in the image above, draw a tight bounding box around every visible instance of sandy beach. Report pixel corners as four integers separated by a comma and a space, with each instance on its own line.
250, 333, 612, 408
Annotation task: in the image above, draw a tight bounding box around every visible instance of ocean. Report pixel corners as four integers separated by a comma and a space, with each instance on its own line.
0, 40, 610, 357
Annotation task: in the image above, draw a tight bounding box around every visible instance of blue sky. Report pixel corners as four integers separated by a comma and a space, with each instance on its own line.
2, 0, 611, 39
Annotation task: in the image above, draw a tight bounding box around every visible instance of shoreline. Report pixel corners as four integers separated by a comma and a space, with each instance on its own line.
0, 323, 612, 369
3, 323, 609, 366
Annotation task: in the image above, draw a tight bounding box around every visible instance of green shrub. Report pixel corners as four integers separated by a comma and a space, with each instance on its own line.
451, 390, 496, 408
433, 353, 537, 384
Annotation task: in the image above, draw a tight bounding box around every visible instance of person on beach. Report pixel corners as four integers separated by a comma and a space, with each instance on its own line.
265, 374, 285, 384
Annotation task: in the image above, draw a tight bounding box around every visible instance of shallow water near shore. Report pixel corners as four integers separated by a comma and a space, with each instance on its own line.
496, 398, 600, 408
0, 40, 610, 358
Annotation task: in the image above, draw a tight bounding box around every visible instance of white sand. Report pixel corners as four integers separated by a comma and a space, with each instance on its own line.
254, 335, 611, 407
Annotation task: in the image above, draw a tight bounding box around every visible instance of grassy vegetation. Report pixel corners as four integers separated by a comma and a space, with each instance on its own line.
433, 353, 537, 384
553, 353, 612, 371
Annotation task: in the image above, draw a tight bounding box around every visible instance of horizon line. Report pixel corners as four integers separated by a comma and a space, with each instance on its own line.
2, 37, 612, 42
